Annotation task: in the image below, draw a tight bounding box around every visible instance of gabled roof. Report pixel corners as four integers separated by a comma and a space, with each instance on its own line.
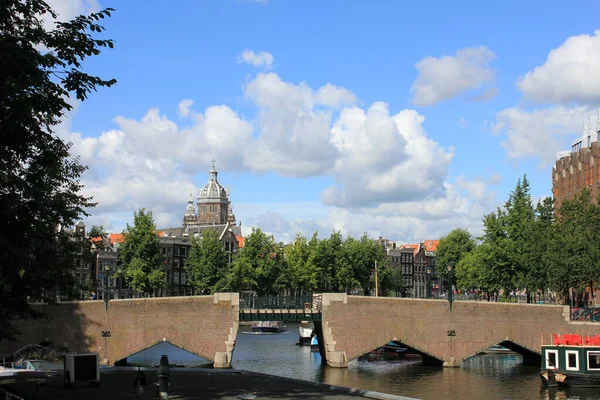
399, 243, 420, 256
236, 235, 245, 248
423, 239, 440, 252
109, 233, 124, 244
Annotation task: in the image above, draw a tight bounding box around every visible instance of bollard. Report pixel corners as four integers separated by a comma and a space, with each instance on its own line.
133, 367, 147, 395
157, 355, 170, 400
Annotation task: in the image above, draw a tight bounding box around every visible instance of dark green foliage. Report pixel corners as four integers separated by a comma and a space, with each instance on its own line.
118, 210, 164, 295
186, 229, 228, 294
0, 0, 115, 340
436, 228, 476, 280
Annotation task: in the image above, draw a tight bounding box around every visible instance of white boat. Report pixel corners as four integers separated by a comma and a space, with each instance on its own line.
298, 326, 313, 345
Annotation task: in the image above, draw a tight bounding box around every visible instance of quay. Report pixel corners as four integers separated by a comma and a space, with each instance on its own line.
0, 368, 419, 400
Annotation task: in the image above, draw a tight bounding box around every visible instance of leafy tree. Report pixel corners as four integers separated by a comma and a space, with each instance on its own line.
435, 228, 476, 281
313, 231, 343, 292
118, 210, 164, 295
0, 0, 115, 339
379, 264, 404, 297
186, 229, 228, 294
283, 233, 319, 294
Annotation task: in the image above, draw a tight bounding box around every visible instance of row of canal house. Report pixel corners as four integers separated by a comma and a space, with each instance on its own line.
71, 221, 243, 301
380, 238, 440, 298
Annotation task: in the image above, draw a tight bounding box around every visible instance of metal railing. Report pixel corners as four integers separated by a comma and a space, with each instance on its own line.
239, 294, 322, 312
570, 307, 600, 322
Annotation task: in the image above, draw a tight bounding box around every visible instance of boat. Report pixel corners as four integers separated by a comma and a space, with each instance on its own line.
298, 325, 313, 345
540, 333, 600, 387
369, 341, 407, 357
482, 345, 515, 355
251, 321, 286, 333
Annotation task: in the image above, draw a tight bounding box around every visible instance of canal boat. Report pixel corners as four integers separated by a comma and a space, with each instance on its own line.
298, 325, 314, 346
251, 321, 286, 333
482, 345, 515, 355
369, 342, 407, 357
540, 333, 600, 387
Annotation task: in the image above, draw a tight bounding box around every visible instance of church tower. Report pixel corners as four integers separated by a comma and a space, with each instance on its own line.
183, 189, 197, 226
196, 160, 232, 225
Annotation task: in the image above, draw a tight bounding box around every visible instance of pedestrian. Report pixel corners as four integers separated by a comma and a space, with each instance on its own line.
90, 291, 97, 300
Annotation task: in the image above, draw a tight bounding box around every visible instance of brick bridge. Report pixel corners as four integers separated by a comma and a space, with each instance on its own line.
2, 293, 599, 368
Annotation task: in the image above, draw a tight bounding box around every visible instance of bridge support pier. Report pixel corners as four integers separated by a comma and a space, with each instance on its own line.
213, 293, 239, 368
442, 357, 461, 368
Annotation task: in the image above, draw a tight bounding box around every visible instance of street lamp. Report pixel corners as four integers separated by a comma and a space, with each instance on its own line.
426, 266, 432, 298
103, 264, 111, 310
447, 264, 454, 311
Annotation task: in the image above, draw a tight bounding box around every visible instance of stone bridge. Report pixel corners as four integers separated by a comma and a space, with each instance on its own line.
2, 293, 600, 369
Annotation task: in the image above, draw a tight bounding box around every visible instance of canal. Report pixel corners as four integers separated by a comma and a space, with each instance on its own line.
128, 324, 600, 400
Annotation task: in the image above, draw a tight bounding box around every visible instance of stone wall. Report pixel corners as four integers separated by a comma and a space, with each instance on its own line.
0, 293, 239, 368
321, 294, 600, 367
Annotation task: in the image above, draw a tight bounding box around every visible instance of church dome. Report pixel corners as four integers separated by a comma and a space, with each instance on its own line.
198, 160, 229, 203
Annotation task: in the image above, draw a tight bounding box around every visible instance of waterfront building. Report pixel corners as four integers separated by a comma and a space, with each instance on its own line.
553, 109, 600, 212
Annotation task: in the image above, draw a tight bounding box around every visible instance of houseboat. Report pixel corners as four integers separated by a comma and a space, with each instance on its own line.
540, 333, 600, 387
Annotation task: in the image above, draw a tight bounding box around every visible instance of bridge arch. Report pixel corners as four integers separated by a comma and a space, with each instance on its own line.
317, 294, 600, 368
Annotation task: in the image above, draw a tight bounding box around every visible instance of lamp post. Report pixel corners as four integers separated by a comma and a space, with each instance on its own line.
103, 264, 111, 310
447, 264, 454, 311
426, 266, 432, 299
372, 261, 379, 297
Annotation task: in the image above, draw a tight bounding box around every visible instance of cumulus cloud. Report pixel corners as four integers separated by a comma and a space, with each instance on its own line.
63, 70, 492, 241
410, 46, 497, 107
237, 49, 274, 70
493, 106, 590, 166
518, 30, 600, 105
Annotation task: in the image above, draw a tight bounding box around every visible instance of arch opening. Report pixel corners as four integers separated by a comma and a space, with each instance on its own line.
119, 341, 211, 368
357, 340, 443, 366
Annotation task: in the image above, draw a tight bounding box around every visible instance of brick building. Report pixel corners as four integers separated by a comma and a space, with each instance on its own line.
553, 110, 600, 212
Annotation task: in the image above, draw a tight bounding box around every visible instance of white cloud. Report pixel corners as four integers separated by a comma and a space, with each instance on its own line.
178, 99, 194, 118
42, 0, 100, 29
237, 49, 274, 70
63, 70, 491, 242
457, 117, 469, 129
518, 30, 600, 105
410, 46, 496, 107
493, 106, 590, 166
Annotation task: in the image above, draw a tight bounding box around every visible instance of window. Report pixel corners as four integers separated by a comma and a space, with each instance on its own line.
588, 351, 600, 370
566, 350, 579, 371
545, 350, 558, 370
167, 247, 172, 255
181, 247, 186, 257
161, 247, 166, 255
175, 246, 180, 256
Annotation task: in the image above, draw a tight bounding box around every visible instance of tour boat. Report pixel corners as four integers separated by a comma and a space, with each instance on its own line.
369, 341, 407, 357
298, 325, 314, 345
251, 321, 286, 333
540, 333, 600, 387
482, 345, 515, 355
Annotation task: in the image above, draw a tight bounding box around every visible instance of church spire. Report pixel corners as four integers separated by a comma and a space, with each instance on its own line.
209, 159, 218, 182
185, 188, 195, 216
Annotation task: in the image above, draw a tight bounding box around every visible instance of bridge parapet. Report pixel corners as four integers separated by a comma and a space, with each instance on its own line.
318, 295, 600, 368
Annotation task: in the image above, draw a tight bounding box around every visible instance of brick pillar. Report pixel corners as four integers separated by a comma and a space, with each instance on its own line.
213, 293, 239, 368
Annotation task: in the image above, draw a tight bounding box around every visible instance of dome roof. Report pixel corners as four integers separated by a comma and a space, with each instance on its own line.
197, 160, 229, 203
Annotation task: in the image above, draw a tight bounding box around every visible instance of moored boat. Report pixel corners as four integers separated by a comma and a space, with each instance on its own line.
369, 341, 407, 357
251, 321, 286, 333
298, 325, 313, 345
540, 333, 600, 388
483, 345, 515, 355
310, 335, 319, 352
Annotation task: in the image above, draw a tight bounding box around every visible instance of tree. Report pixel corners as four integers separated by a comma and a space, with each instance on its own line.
435, 228, 476, 279
186, 229, 228, 294
0, 0, 115, 339
283, 233, 319, 294
118, 210, 164, 295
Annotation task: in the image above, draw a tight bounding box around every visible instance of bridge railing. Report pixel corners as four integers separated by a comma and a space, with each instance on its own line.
570, 307, 600, 322
239, 294, 322, 312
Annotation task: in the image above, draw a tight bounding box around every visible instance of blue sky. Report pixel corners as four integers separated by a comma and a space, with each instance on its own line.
54, 0, 600, 243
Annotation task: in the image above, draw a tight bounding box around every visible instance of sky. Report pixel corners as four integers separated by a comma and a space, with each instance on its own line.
51, 0, 600, 244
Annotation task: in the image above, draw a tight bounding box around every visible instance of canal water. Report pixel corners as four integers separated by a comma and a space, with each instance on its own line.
128, 324, 600, 400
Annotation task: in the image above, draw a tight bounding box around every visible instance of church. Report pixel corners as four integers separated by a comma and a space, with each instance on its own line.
182, 159, 238, 230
